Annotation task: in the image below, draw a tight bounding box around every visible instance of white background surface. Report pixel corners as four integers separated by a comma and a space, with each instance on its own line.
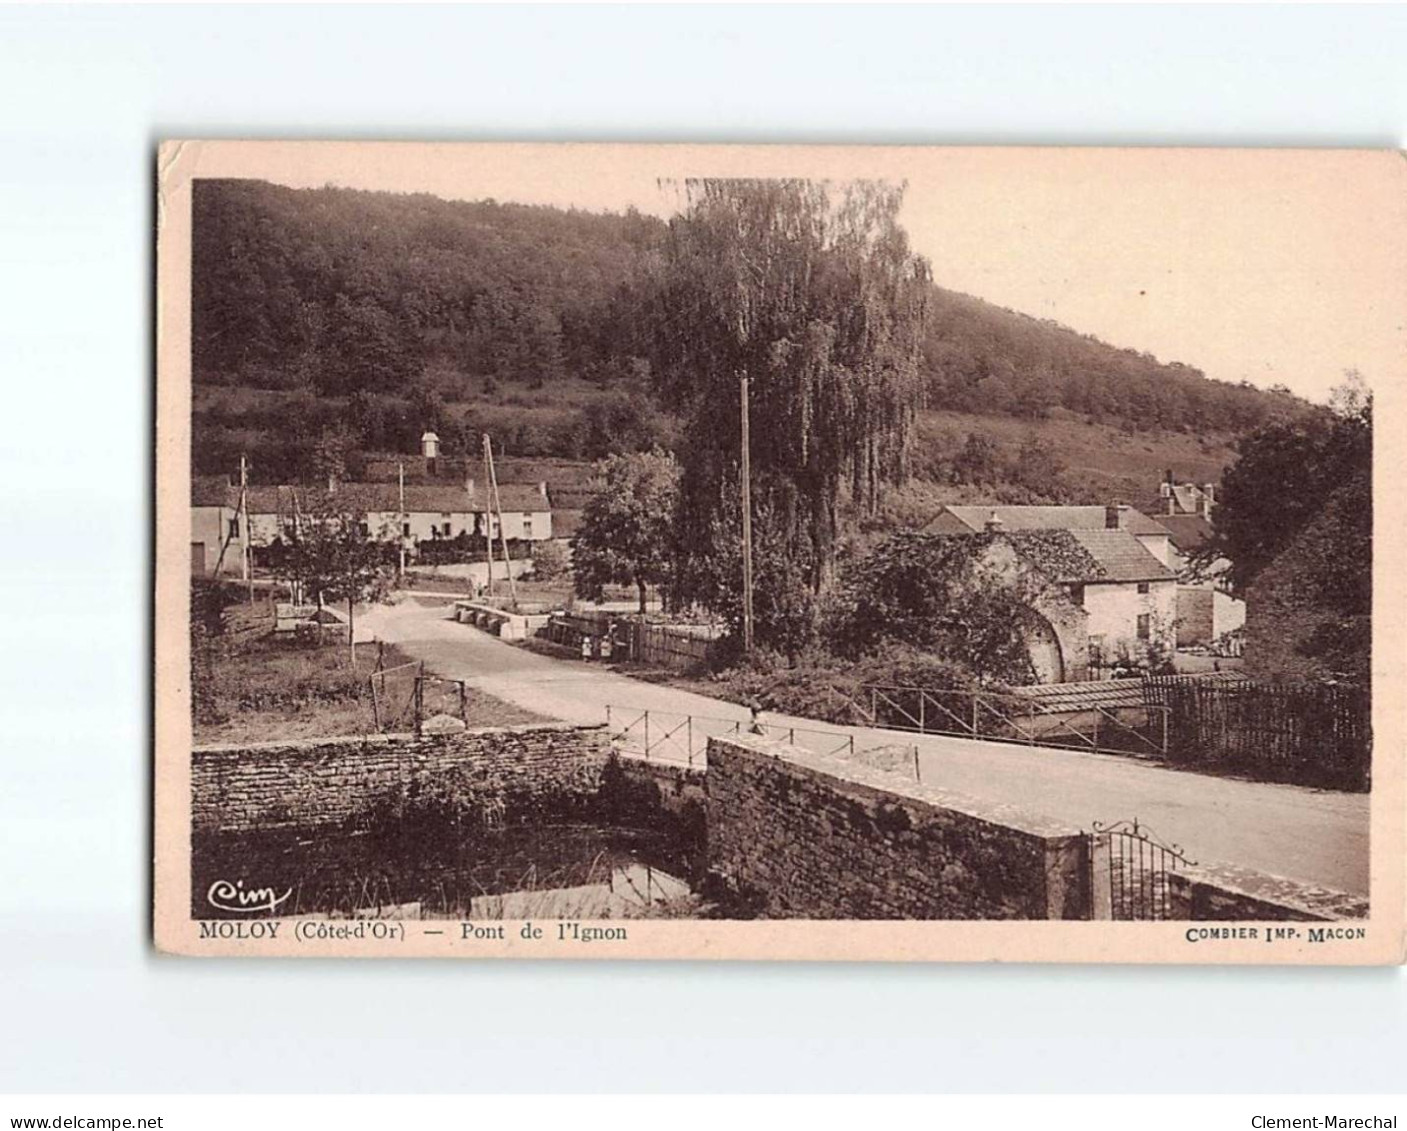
2, 3, 1404, 1094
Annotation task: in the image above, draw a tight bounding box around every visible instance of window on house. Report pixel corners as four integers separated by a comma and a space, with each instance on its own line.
228, 518, 239, 540
1136, 614, 1151, 641
523, 517, 533, 538
358, 522, 370, 539
442, 522, 452, 538
1137, 582, 1150, 595
403, 522, 411, 538
1068, 583, 1085, 605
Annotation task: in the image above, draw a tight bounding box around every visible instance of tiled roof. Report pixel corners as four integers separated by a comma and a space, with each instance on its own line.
1006, 529, 1175, 584
205, 481, 550, 516
191, 476, 235, 508
1157, 514, 1214, 553
928, 504, 1170, 537
1066, 529, 1177, 582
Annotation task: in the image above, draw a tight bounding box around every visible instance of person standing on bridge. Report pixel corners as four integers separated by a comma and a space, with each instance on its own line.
748, 696, 766, 735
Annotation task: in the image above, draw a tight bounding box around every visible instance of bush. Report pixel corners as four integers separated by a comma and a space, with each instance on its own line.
529, 540, 569, 582
705, 645, 986, 727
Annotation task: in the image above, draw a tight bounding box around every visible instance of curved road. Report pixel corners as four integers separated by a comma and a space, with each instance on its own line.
358, 598, 1370, 894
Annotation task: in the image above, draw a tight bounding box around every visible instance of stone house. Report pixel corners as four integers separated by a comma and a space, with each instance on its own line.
1157, 512, 1246, 649
923, 504, 1179, 681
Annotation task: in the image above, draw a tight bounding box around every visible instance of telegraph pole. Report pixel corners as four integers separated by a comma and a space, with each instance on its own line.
397, 461, 407, 580
485, 434, 519, 610
239, 453, 254, 605
739, 375, 755, 658
481, 434, 496, 599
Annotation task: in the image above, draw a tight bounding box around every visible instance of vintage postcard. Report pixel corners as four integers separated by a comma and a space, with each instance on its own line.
154, 141, 1405, 962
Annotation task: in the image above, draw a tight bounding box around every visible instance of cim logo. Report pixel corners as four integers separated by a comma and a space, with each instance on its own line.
206, 878, 291, 915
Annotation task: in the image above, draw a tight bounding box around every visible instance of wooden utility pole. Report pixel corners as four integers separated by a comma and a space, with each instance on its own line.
289, 486, 303, 607
481, 434, 496, 598
239, 453, 254, 605
739, 375, 755, 658
485, 435, 519, 609
397, 461, 407, 580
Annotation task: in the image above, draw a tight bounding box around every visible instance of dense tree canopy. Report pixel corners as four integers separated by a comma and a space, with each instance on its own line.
829, 531, 1043, 686
1198, 375, 1371, 598
648, 179, 932, 609
193, 179, 660, 393
191, 178, 1307, 490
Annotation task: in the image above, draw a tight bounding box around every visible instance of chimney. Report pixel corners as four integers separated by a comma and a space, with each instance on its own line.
984, 510, 1004, 534
421, 431, 440, 459
539, 481, 549, 501
1105, 503, 1129, 530
1202, 483, 1216, 517
464, 474, 475, 499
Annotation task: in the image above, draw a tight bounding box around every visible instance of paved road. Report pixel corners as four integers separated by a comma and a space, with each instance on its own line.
358, 598, 1370, 894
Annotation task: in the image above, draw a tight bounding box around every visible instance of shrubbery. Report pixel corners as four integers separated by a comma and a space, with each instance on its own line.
702, 645, 983, 727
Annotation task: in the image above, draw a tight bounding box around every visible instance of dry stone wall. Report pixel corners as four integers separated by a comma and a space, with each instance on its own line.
706, 734, 1088, 920
192, 723, 609, 833
1167, 861, 1369, 922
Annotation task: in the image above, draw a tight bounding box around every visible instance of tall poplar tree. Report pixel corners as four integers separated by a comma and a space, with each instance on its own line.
648, 179, 931, 615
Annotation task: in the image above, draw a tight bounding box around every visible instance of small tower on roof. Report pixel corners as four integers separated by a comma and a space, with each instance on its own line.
420, 431, 440, 459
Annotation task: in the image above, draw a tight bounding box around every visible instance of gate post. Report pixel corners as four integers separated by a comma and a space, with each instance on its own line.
1088, 832, 1113, 920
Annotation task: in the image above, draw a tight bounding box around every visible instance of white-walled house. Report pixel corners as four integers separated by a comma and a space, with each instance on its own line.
191, 477, 246, 575
191, 477, 554, 575
923, 504, 1179, 678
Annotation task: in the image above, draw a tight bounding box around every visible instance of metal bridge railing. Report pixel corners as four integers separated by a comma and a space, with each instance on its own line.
834, 684, 1171, 758
604, 706, 857, 767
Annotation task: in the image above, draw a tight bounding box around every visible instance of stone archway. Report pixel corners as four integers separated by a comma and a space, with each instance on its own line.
1026, 594, 1090, 684
1024, 614, 1066, 684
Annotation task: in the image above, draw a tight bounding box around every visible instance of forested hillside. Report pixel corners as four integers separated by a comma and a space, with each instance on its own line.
191, 178, 1309, 493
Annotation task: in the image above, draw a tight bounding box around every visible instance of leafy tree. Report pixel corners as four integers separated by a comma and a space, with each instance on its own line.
1008, 433, 1067, 498
283, 498, 393, 661
674, 470, 820, 661
529, 540, 569, 582
318, 294, 423, 396
828, 531, 1045, 685
581, 393, 664, 459
572, 450, 682, 613
951, 431, 1002, 486
650, 179, 932, 601
1197, 375, 1371, 597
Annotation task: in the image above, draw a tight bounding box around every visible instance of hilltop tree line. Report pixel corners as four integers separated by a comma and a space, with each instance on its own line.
193, 179, 661, 396
192, 178, 1305, 461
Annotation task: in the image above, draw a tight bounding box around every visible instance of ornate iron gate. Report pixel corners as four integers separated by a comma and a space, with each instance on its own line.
1088, 819, 1195, 920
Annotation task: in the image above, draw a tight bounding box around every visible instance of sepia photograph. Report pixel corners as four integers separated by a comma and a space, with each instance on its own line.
154, 142, 1403, 961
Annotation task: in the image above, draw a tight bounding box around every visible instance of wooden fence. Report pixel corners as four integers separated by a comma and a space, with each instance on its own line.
630, 623, 717, 670
1142, 675, 1370, 791
543, 614, 720, 670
